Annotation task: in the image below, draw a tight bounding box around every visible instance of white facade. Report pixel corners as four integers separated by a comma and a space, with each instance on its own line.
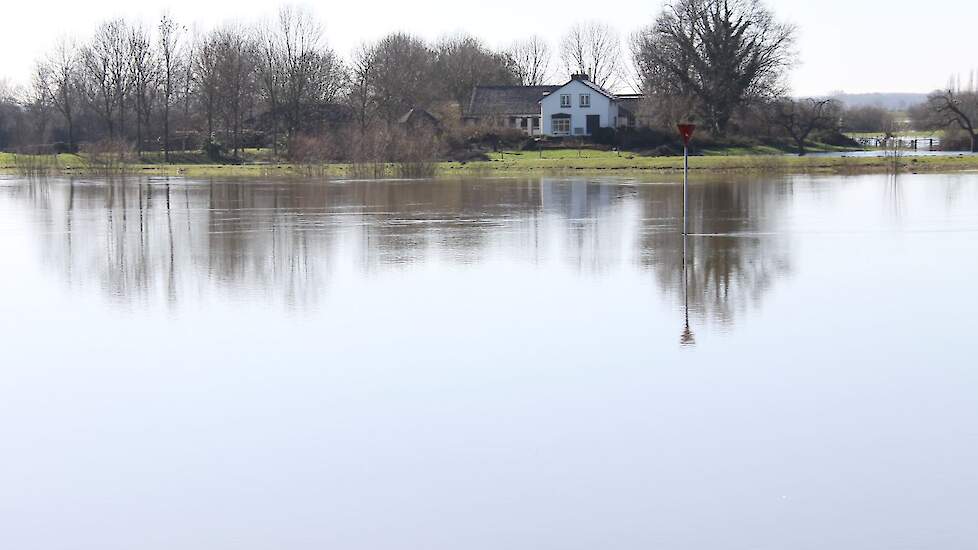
539, 79, 619, 137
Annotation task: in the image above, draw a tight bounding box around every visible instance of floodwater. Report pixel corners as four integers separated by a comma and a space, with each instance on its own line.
804, 149, 978, 158
1, 173, 976, 550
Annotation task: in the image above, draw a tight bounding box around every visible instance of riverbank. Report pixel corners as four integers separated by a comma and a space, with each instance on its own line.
4, 149, 978, 178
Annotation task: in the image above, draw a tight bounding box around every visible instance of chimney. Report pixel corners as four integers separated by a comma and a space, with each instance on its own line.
571, 73, 589, 81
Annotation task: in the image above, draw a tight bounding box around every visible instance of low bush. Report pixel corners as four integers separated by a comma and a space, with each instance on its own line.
618, 127, 676, 150
813, 130, 859, 148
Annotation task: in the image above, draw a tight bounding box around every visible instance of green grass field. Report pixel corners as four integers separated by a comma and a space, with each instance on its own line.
445, 149, 978, 175
4, 148, 978, 178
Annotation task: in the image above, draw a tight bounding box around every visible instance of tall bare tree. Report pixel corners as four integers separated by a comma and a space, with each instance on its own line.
366, 33, 436, 124
193, 31, 221, 140
348, 42, 376, 133
507, 36, 553, 86
559, 22, 621, 89
213, 25, 256, 156
633, 0, 796, 135
157, 13, 183, 161
129, 23, 155, 154
34, 37, 79, 150
256, 6, 344, 153
82, 19, 132, 138
433, 33, 516, 106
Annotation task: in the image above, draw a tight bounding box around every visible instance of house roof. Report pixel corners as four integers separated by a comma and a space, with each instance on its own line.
541, 77, 619, 103
465, 85, 561, 117
617, 95, 646, 118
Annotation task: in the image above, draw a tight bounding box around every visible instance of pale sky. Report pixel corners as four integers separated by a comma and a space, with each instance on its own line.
1, 0, 975, 96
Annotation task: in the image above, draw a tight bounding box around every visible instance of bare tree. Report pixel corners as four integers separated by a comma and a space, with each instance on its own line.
771, 98, 836, 156
366, 33, 436, 124
34, 37, 79, 150
256, 6, 345, 154
213, 24, 256, 156
434, 33, 516, 107
192, 31, 221, 140
930, 89, 978, 152
82, 19, 132, 138
129, 23, 156, 154
158, 13, 183, 161
507, 36, 552, 86
254, 21, 283, 154
348, 42, 376, 133
559, 21, 621, 89
633, 0, 796, 135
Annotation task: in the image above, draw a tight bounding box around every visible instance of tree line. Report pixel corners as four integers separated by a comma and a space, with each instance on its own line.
0, 7, 631, 159
2, 1, 976, 159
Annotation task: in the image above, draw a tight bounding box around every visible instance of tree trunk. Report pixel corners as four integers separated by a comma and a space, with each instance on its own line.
163, 103, 170, 162
135, 101, 143, 155
66, 116, 74, 152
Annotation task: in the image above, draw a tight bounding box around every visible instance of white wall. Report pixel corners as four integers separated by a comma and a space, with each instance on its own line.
540, 80, 618, 136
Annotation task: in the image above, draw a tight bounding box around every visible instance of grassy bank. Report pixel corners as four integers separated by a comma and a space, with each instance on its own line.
444, 150, 978, 175
3, 149, 978, 178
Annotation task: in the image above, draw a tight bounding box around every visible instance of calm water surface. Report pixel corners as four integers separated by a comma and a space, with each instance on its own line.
1, 173, 976, 550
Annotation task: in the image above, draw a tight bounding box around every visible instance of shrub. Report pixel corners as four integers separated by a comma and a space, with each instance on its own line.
81, 139, 135, 174
203, 138, 226, 161
591, 127, 618, 146
813, 130, 859, 148
618, 127, 675, 150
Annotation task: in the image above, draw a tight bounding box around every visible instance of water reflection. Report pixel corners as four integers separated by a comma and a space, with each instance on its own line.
3, 175, 795, 331
639, 179, 793, 329
4, 174, 978, 550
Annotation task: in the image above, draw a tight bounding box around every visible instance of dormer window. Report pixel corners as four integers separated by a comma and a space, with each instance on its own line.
560, 94, 571, 108
580, 94, 591, 108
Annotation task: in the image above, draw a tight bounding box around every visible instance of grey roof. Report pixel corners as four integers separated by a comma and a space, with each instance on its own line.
465, 86, 560, 117
398, 108, 439, 125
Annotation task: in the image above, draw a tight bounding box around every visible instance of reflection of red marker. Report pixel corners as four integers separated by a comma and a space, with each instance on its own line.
677, 124, 696, 235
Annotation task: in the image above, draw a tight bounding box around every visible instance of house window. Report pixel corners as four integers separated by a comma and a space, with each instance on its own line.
552, 118, 571, 134
580, 94, 590, 108
560, 94, 571, 108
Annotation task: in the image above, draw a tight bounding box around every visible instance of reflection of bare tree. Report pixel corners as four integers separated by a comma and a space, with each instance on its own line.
640, 179, 794, 328
15, 178, 340, 310
539, 178, 625, 273
9, 176, 794, 330
886, 172, 904, 222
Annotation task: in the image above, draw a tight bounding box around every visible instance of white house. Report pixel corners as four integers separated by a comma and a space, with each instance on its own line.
463, 74, 640, 137
540, 74, 619, 136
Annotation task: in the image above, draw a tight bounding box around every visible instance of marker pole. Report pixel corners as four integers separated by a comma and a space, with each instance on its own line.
683, 144, 689, 235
